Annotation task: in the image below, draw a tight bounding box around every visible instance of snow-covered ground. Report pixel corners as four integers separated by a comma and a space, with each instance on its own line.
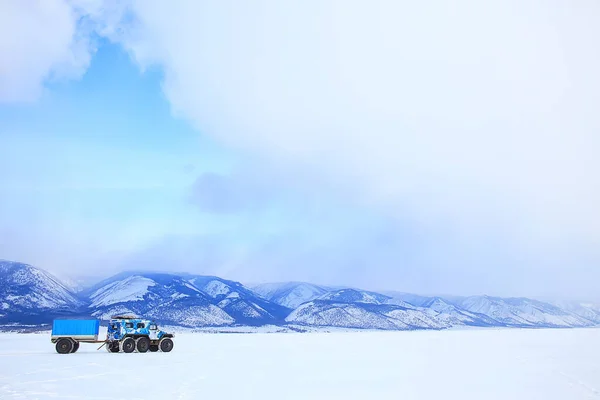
1, 328, 599, 399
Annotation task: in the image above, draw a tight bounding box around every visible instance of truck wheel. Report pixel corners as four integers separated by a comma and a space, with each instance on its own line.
136, 337, 150, 353
149, 345, 159, 352
107, 342, 119, 353
71, 342, 80, 353
56, 338, 73, 354
121, 338, 135, 353
159, 338, 173, 353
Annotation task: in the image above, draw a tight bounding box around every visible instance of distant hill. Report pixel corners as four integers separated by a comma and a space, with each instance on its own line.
0, 260, 85, 324
252, 282, 331, 309
1, 259, 598, 331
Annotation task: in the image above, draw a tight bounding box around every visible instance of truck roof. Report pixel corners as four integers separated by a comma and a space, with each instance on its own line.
110, 315, 139, 319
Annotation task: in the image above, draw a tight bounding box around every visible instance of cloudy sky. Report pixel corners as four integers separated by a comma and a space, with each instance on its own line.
1, 0, 599, 300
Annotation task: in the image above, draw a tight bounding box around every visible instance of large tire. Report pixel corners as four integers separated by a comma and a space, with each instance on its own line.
159, 338, 173, 353
56, 338, 73, 354
71, 342, 80, 353
121, 337, 136, 353
106, 342, 119, 353
136, 337, 150, 353
149, 345, 159, 352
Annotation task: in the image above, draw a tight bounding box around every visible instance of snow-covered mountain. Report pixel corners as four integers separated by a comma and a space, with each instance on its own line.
382, 293, 595, 328
252, 282, 332, 309
86, 272, 234, 327
381, 291, 433, 307
184, 275, 291, 325
2, 259, 599, 331
318, 288, 391, 304
285, 289, 499, 330
0, 260, 84, 323
457, 295, 594, 328
551, 301, 600, 324
286, 299, 446, 330
83, 272, 290, 327
418, 297, 499, 327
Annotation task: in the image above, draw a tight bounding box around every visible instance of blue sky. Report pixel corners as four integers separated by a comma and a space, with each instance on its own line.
0, 40, 409, 287
0, 40, 232, 276
1, 1, 599, 300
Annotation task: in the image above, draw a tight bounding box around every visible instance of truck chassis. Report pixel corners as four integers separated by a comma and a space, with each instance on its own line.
104, 334, 174, 353
51, 335, 174, 354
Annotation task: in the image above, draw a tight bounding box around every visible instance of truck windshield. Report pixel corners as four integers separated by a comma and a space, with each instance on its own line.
149, 324, 157, 330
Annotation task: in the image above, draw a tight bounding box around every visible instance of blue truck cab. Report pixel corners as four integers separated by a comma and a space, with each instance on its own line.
105, 315, 174, 353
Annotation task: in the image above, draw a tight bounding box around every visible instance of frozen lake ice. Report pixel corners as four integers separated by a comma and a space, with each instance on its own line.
0, 327, 599, 399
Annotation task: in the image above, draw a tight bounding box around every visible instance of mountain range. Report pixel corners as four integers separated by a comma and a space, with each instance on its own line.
1, 259, 599, 331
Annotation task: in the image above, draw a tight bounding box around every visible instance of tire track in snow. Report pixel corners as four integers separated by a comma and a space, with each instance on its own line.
556, 371, 600, 398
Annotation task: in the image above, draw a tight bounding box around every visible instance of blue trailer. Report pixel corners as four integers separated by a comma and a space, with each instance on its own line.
51, 315, 174, 354
51, 319, 102, 354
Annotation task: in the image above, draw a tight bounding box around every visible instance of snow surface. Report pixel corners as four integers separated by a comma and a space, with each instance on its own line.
1, 328, 599, 399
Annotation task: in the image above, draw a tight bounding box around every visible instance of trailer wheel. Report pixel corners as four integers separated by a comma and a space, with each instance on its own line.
159, 338, 173, 353
149, 345, 159, 352
136, 337, 150, 353
56, 338, 73, 354
121, 338, 135, 353
71, 342, 80, 353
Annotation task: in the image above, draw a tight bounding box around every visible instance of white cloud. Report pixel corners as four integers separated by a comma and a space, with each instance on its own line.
115, 1, 600, 247
0, 0, 97, 102
3, 0, 600, 298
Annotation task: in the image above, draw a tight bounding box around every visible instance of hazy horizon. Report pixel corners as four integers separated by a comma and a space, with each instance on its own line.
1, 1, 599, 303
